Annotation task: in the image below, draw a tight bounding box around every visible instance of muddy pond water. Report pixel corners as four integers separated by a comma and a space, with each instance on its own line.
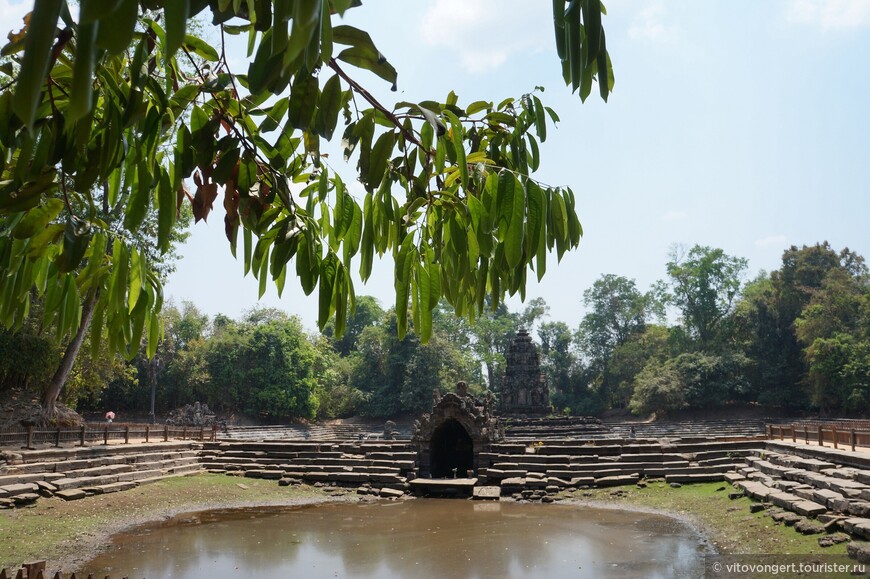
84, 499, 708, 578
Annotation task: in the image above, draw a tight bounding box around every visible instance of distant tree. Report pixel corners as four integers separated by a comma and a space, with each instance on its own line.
665, 245, 748, 350
795, 267, 870, 412
576, 274, 662, 407
734, 243, 866, 409
322, 296, 384, 357
605, 324, 672, 408
538, 321, 597, 414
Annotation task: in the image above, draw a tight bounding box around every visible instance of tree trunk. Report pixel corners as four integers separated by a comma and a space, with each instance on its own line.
42, 289, 99, 417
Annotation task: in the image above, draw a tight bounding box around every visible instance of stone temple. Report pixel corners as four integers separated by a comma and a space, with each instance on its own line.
412, 382, 504, 479
500, 329, 550, 415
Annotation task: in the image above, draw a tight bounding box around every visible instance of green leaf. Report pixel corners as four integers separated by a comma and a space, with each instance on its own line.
183, 34, 219, 61
582, 0, 602, 67
128, 247, 143, 313
359, 192, 374, 281
504, 174, 525, 268
95, 0, 138, 53
317, 74, 342, 140
12, 199, 64, 239
124, 159, 152, 231
287, 71, 319, 130
12, 0, 63, 130
157, 169, 175, 253
80, 0, 121, 24
55, 216, 92, 273
68, 22, 98, 122
367, 131, 395, 191
260, 96, 289, 134
258, 246, 269, 298
318, 252, 338, 328
443, 110, 467, 190
525, 180, 545, 258
465, 100, 491, 116
165, 0, 190, 58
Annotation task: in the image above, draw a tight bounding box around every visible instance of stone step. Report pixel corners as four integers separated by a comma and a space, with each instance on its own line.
842, 518, 870, 539
52, 473, 123, 490
82, 481, 139, 495
665, 473, 724, 484
135, 470, 204, 486
0, 471, 65, 486
594, 474, 639, 487
59, 463, 135, 479
745, 457, 794, 479
737, 480, 774, 501
0, 482, 39, 498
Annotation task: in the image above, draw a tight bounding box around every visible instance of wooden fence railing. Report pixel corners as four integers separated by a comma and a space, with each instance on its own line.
0, 422, 216, 449
766, 422, 870, 452
0, 561, 127, 578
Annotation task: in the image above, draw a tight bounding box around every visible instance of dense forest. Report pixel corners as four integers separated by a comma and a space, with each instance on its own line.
1, 241, 867, 421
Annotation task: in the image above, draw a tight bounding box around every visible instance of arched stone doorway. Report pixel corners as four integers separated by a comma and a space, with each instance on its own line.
412, 382, 504, 479
429, 419, 474, 478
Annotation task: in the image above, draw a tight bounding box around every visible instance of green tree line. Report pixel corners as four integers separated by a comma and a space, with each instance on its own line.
3, 240, 866, 421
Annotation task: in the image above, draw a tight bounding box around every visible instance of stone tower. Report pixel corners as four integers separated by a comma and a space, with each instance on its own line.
500, 329, 550, 415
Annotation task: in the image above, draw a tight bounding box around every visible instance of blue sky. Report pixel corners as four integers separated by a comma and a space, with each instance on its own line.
3, 0, 868, 331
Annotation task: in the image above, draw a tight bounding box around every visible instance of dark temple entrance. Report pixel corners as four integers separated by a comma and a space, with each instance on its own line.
429, 419, 473, 478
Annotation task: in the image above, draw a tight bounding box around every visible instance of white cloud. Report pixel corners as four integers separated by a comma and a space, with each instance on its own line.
419, 0, 550, 74
755, 234, 788, 248
786, 0, 870, 30
627, 2, 676, 43
663, 210, 688, 222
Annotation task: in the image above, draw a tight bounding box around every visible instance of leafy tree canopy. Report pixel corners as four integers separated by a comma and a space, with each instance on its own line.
0, 0, 613, 367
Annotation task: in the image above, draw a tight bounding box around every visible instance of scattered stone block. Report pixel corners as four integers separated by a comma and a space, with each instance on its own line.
472, 486, 500, 501
724, 472, 746, 483
794, 519, 826, 535
848, 541, 870, 563
379, 488, 404, 498
0, 483, 39, 497
749, 503, 768, 513
236, 483, 250, 490
791, 499, 828, 517
55, 489, 87, 501
843, 518, 870, 539
12, 493, 39, 506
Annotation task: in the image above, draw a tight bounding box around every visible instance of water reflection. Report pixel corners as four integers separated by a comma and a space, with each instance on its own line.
85, 499, 706, 578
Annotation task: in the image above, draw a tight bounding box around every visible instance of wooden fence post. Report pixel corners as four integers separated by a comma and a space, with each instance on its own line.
851, 429, 857, 452
103, 426, 109, 445
779, 426, 784, 440
80, 425, 86, 446
164, 425, 169, 442
833, 427, 839, 449
818, 427, 824, 447
791, 426, 796, 443
145, 425, 150, 443
24, 425, 34, 450
182, 426, 187, 440
124, 425, 129, 444
199, 426, 204, 441
804, 427, 809, 444
55, 427, 61, 448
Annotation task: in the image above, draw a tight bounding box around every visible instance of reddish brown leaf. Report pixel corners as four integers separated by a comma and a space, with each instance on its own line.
224, 185, 240, 243
192, 183, 218, 223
